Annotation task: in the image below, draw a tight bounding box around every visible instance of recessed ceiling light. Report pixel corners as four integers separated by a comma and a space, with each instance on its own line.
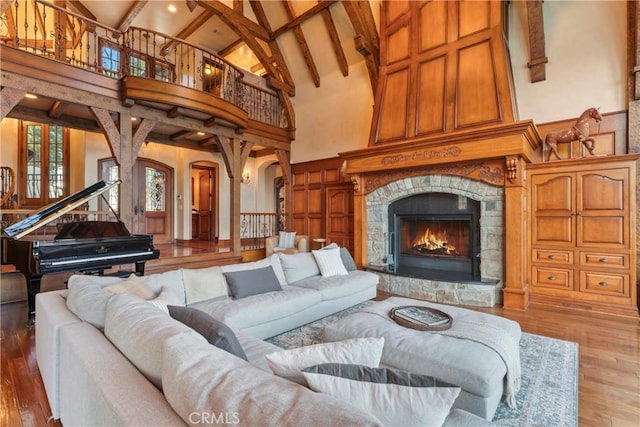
197, 132, 205, 136
25, 93, 38, 99
168, 4, 177, 13
131, 117, 137, 121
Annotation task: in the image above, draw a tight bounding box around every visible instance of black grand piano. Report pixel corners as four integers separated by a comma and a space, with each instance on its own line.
2, 180, 160, 321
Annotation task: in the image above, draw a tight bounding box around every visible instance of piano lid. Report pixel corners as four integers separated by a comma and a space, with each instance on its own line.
3, 180, 121, 240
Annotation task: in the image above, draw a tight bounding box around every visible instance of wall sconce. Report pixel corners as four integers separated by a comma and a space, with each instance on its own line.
241, 171, 250, 184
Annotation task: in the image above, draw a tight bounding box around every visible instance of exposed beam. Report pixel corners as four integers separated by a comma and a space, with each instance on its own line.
117, 0, 148, 33
218, 38, 244, 57
67, 0, 96, 21
161, 10, 215, 55
196, 0, 270, 41
1, 0, 13, 14
167, 106, 186, 119
249, 0, 296, 91
272, 1, 336, 39
170, 129, 194, 141
1, 87, 26, 121
48, 101, 68, 119
132, 118, 156, 156
526, 0, 548, 83
90, 107, 121, 162
186, 0, 197, 12
320, 7, 348, 77
274, 149, 291, 185
343, 0, 379, 94
7, 104, 100, 132
282, 1, 320, 88
233, 0, 242, 14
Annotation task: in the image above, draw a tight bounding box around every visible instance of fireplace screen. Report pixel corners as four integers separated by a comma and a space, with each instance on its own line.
399, 218, 471, 259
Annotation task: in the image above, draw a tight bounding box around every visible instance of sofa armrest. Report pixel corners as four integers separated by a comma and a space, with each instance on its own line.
295, 235, 310, 252
35, 290, 80, 420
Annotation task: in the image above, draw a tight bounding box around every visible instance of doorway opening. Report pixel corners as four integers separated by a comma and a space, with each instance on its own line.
190, 163, 219, 242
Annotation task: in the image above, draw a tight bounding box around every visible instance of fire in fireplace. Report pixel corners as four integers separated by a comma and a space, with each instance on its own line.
388, 193, 481, 281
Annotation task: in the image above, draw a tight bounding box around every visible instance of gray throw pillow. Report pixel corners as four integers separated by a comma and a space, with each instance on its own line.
339, 248, 358, 271
168, 306, 247, 361
223, 266, 283, 299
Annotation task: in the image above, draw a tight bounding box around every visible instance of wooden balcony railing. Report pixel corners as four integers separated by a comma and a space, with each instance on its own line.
0, 0, 287, 128
240, 212, 287, 249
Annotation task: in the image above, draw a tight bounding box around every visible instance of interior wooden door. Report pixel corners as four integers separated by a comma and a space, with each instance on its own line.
197, 170, 212, 241
325, 184, 354, 253
133, 159, 173, 244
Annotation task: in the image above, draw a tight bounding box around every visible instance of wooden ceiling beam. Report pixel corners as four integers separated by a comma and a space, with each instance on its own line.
272, 1, 336, 39
116, 0, 148, 33
320, 6, 348, 77
48, 101, 68, 119
161, 9, 215, 55
218, 38, 244, 57
170, 129, 194, 140
196, 0, 270, 41
249, 1, 296, 91
282, 0, 320, 88
526, 0, 548, 83
67, 0, 96, 21
342, 1, 379, 93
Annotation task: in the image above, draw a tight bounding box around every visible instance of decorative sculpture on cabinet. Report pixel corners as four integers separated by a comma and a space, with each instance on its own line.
544, 107, 603, 160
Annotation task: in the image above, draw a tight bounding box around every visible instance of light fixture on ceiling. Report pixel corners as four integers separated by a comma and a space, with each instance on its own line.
197, 132, 205, 136
240, 171, 250, 185
168, 4, 177, 13
24, 93, 38, 99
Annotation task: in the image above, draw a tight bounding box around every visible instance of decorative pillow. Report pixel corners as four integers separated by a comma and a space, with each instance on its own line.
278, 252, 320, 283
340, 247, 358, 271
104, 274, 156, 299
221, 255, 288, 287
312, 248, 349, 277
302, 363, 461, 427
148, 286, 185, 313
66, 281, 115, 329
278, 231, 297, 249
181, 266, 228, 305
168, 305, 247, 360
223, 266, 282, 299
265, 337, 384, 385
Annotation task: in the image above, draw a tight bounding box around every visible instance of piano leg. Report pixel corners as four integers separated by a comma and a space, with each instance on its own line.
26, 274, 42, 324
135, 261, 146, 276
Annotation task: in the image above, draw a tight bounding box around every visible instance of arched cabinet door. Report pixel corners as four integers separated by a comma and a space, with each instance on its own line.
99, 157, 173, 244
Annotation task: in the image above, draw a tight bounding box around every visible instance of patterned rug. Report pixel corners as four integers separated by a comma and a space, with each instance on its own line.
266, 302, 578, 427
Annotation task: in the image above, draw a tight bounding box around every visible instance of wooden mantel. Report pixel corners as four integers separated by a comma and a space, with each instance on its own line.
340, 120, 543, 310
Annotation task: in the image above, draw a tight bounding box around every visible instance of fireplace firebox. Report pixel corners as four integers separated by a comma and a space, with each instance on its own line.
388, 193, 481, 281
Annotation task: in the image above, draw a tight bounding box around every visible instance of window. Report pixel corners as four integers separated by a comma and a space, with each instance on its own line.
18, 121, 70, 207
203, 57, 224, 95
99, 38, 174, 82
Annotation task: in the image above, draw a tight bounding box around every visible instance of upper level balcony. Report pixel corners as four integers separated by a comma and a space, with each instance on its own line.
0, 0, 293, 148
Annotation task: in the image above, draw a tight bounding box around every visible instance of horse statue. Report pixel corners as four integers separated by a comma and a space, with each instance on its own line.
544, 107, 603, 160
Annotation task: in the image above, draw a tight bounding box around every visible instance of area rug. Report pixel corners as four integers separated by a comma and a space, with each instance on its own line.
266, 302, 578, 427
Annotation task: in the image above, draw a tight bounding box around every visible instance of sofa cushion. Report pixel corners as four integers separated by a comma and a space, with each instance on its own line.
148, 286, 185, 313
189, 285, 321, 330
302, 363, 460, 427
291, 270, 379, 301
104, 293, 205, 389
235, 330, 282, 372
181, 265, 228, 304
265, 337, 384, 385
66, 281, 115, 329
104, 274, 156, 299
224, 266, 282, 299
340, 247, 358, 271
162, 332, 383, 427
278, 252, 320, 283
168, 305, 247, 360
312, 247, 349, 277
221, 254, 287, 287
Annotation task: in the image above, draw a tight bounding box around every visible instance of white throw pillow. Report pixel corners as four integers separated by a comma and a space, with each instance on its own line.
303, 363, 461, 427
265, 337, 384, 385
66, 281, 114, 329
104, 274, 156, 299
148, 286, 185, 313
312, 247, 349, 277
181, 266, 228, 305
278, 252, 320, 283
278, 231, 297, 248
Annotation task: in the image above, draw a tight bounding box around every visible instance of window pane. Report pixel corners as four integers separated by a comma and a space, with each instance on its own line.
154, 62, 173, 82
107, 166, 119, 213
130, 55, 148, 77
26, 125, 42, 198
101, 46, 121, 77
48, 126, 64, 198
145, 167, 165, 212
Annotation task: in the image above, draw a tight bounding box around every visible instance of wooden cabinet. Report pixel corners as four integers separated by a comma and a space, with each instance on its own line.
528, 156, 637, 316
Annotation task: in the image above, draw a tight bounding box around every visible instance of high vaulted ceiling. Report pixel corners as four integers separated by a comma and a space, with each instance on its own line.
72, 0, 379, 93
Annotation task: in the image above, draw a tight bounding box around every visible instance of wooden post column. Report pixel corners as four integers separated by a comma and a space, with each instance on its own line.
502, 156, 529, 309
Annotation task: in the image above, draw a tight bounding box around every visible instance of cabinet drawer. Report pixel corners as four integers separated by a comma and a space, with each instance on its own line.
580, 252, 628, 270
580, 271, 629, 297
532, 249, 573, 265
533, 267, 572, 289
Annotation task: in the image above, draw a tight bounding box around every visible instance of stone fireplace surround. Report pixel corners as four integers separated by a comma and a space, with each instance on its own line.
340, 121, 543, 309
366, 174, 504, 307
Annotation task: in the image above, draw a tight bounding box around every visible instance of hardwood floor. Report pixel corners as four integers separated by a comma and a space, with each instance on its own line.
1, 294, 638, 426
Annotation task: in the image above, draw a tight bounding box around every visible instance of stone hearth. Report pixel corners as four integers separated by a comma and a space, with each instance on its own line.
366, 174, 504, 306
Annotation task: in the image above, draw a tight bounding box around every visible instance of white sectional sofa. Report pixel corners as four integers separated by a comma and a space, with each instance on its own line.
35, 249, 492, 426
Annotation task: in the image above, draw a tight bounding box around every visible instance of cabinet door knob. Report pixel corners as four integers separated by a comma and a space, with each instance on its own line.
548, 276, 556, 281
598, 281, 609, 287
599, 258, 608, 263
548, 254, 556, 259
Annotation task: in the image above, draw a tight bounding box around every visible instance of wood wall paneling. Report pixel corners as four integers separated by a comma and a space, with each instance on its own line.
386, 23, 411, 64
416, 56, 446, 135
386, 0, 409, 27
458, 0, 491, 37
377, 68, 410, 142
418, 1, 447, 52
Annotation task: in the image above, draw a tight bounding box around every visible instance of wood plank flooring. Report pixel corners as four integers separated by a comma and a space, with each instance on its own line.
1, 295, 638, 426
